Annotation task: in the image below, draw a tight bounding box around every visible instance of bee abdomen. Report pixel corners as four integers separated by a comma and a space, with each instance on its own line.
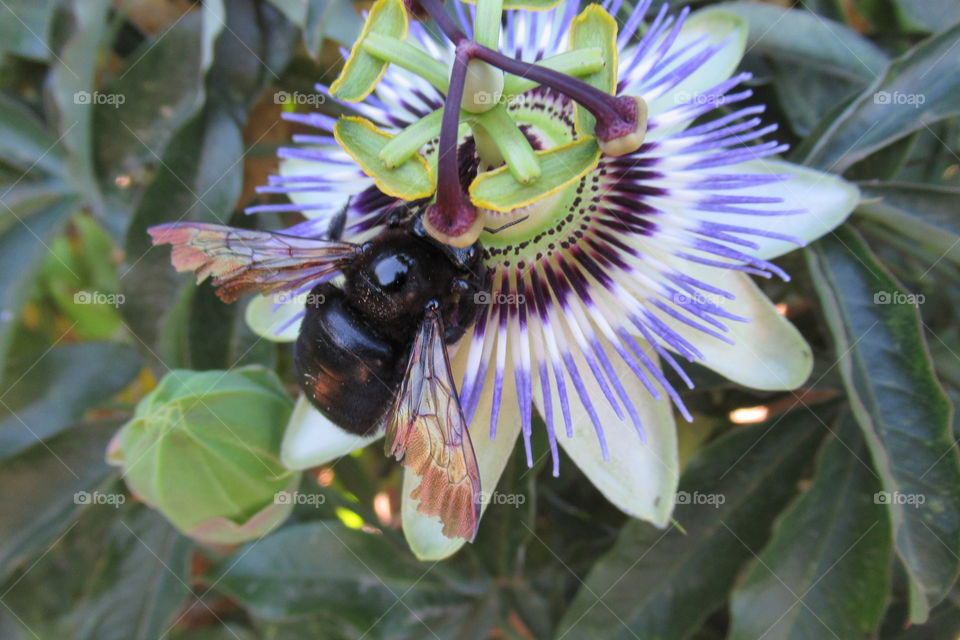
294, 284, 404, 435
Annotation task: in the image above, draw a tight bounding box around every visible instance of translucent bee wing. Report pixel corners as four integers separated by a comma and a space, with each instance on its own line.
148, 223, 359, 302
386, 306, 481, 541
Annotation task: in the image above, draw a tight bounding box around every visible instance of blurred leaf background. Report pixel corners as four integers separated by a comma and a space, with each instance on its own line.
1, 0, 959, 638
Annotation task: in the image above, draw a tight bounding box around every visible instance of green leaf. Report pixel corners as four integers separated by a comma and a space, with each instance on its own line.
328, 0, 408, 102
892, 0, 960, 33
0, 420, 118, 583
67, 507, 193, 640
555, 411, 826, 640
0, 493, 127, 635
121, 110, 244, 351
305, 0, 364, 58
857, 183, 960, 267
94, 6, 216, 192
0, 0, 55, 61
798, 24, 960, 172
765, 60, 864, 138
885, 597, 960, 639
0, 92, 66, 176
807, 226, 960, 623
0, 195, 78, 378
209, 522, 482, 629
120, 0, 294, 353
47, 0, 111, 215
729, 414, 892, 640
0, 343, 140, 459
470, 137, 601, 212
717, 2, 888, 82
568, 4, 618, 134
716, 2, 889, 136
334, 116, 435, 199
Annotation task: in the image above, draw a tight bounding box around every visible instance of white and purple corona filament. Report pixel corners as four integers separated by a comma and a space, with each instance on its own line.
251, 0, 857, 553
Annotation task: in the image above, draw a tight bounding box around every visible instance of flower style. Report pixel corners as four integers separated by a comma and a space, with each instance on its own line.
243, 0, 858, 559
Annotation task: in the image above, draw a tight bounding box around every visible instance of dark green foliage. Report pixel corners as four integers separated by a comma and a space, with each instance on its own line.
1, 1, 959, 638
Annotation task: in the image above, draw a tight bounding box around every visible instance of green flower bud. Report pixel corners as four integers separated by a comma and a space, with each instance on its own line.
108, 367, 298, 545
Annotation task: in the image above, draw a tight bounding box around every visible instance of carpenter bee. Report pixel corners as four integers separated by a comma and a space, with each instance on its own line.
149, 208, 489, 540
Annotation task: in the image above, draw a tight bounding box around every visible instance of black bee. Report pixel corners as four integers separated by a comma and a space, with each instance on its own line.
150, 209, 489, 540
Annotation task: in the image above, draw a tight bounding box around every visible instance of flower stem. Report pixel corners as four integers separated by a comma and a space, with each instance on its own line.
414, 0, 466, 44
423, 44, 483, 247
437, 46, 470, 213
468, 42, 630, 139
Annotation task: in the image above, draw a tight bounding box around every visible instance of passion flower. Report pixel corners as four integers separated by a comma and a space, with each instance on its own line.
242, 0, 857, 559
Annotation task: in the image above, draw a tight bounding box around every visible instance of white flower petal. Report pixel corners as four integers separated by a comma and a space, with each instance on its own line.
670, 158, 860, 260
280, 395, 381, 470
542, 338, 678, 527
245, 294, 301, 343
401, 344, 521, 561
652, 261, 813, 391
642, 9, 748, 128
278, 156, 368, 218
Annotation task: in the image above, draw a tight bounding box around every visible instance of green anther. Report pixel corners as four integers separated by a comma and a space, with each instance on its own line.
501, 47, 606, 95
473, 105, 541, 184
474, 0, 504, 48
361, 32, 450, 92
378, 109, 444, 168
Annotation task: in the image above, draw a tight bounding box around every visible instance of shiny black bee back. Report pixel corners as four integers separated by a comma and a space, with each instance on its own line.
295, 284, 402, 434
294, 228, 486, 435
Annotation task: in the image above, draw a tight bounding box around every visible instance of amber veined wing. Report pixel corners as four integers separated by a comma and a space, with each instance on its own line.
148, 222, 359, 303
385, 303, 482, 541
